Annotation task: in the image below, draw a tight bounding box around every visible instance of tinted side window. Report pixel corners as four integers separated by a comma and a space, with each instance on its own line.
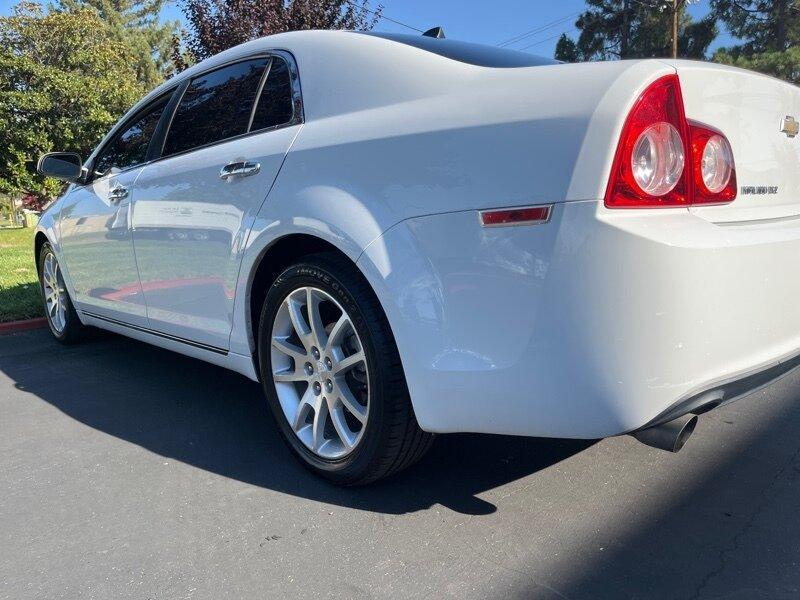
164, 58, 268, 156
94, 95, 169, 177
251, 57, 294, 131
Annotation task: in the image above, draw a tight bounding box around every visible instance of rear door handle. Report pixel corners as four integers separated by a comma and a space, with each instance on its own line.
219, 161, 261, 180
108, 185, 129, 202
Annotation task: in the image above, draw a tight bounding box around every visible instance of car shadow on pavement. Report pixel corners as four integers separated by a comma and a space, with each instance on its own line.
0, 329, 592, 516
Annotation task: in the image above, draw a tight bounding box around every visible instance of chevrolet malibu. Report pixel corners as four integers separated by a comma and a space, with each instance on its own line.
35, 30, 800, 484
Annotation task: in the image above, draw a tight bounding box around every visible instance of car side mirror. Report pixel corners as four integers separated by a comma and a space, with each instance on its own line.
37, 152, 83, 183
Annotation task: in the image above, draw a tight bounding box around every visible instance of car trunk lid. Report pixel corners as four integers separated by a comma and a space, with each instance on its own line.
668, 60, 800, 223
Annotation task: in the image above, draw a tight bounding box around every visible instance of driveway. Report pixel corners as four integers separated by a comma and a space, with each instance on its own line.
1, 329, 799, 599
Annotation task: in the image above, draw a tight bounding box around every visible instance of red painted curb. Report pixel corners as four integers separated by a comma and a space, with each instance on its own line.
0, 317, 48, 335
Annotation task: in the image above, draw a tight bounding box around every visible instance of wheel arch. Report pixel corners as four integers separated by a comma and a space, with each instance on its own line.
33, 214, 82, 321
34, 231, 49, 275
246, 233, 379, 371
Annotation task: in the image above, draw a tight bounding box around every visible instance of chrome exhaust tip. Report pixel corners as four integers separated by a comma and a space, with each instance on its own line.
632, 413, 698, 453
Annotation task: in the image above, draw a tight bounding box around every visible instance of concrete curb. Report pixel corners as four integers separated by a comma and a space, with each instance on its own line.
0, 318, 48, 335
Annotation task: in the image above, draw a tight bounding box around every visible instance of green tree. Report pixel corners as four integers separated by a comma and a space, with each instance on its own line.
0, 2, 146, 205
711, 1, 800, 83
554, 33, 579, 62
713, 46, 800, 83
555, 0, 717, 61
712, 0, 798, 53
179, 0, 380, 62
57, 0, 179, 87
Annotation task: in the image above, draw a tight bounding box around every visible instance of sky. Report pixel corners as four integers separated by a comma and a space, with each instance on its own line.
0, 0, 736, 59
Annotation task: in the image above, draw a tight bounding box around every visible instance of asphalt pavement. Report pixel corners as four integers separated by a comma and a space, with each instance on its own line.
1, 328, 799, 599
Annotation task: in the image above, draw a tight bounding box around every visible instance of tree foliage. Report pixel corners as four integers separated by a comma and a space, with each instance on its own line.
711, 0, 799, 53
714, 46, 800, 83
0, 2, 147, 205
56, 0, 179, 87
179, 0, 382, 62
555, 0, 716, 61
554, 34, 579, 63
711, 1, 800, 83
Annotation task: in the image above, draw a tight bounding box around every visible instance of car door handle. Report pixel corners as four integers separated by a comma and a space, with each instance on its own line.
219, 161, 261, 180
108, 185, 129, 202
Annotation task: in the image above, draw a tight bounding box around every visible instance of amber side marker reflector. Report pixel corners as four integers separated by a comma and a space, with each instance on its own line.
479, 205, 552, 227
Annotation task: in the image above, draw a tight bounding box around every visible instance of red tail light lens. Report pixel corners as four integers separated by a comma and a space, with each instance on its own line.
605, 75, 690, 208
605, 74, 736, 208
689, 122, 736, 204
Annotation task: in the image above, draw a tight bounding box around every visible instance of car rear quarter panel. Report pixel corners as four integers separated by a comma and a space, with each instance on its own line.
359, 198, 800, 439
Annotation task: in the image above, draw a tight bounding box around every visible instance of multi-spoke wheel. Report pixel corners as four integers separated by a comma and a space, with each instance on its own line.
38, 242, 84, 344
258, 253, 434, 485
42, 251, 67, 333
271, 286, 369, 459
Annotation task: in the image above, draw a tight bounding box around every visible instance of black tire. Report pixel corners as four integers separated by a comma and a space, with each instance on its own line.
38, 242, 85, 344
258, 253, 433, 485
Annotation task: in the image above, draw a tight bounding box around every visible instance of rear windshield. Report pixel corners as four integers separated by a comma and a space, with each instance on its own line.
359, 32, 559, 68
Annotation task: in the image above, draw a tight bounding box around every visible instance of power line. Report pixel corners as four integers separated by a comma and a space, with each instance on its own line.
518, 27, 579, 51
518, 0, 701, 58
497, 11, 581, 47
502, 7, 609, 54
343, 0, 424, 33
513, 5, 628, 52
515, 6, 630, 53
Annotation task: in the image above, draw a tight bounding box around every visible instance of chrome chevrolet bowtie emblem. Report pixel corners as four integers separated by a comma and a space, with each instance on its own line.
781, 115, 799, 138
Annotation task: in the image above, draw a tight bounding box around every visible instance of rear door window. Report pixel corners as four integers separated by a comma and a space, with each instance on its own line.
163, 58, 269, 156
250, 57, 295, 131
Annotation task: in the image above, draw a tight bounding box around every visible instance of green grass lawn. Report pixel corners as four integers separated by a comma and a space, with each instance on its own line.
0, 228, 42, 322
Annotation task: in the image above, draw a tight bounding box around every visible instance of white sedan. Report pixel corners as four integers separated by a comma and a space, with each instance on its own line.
35, 30, 800, 483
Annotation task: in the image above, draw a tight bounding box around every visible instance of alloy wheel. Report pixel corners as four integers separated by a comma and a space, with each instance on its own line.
42, 251, 67, 334
270, 286, 370, 459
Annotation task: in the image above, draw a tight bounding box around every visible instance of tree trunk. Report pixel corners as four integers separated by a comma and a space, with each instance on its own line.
775, 0, 788, 51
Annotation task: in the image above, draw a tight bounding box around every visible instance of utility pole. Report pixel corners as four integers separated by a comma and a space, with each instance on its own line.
671, 0, 679, 58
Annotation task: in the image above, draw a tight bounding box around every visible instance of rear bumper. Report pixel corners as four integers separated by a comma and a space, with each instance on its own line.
633, 346, 800, 431
358, 200, 800, 438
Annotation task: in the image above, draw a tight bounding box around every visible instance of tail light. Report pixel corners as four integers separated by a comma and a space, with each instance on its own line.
605, 74, 736, 208
689, 123, 736, 204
